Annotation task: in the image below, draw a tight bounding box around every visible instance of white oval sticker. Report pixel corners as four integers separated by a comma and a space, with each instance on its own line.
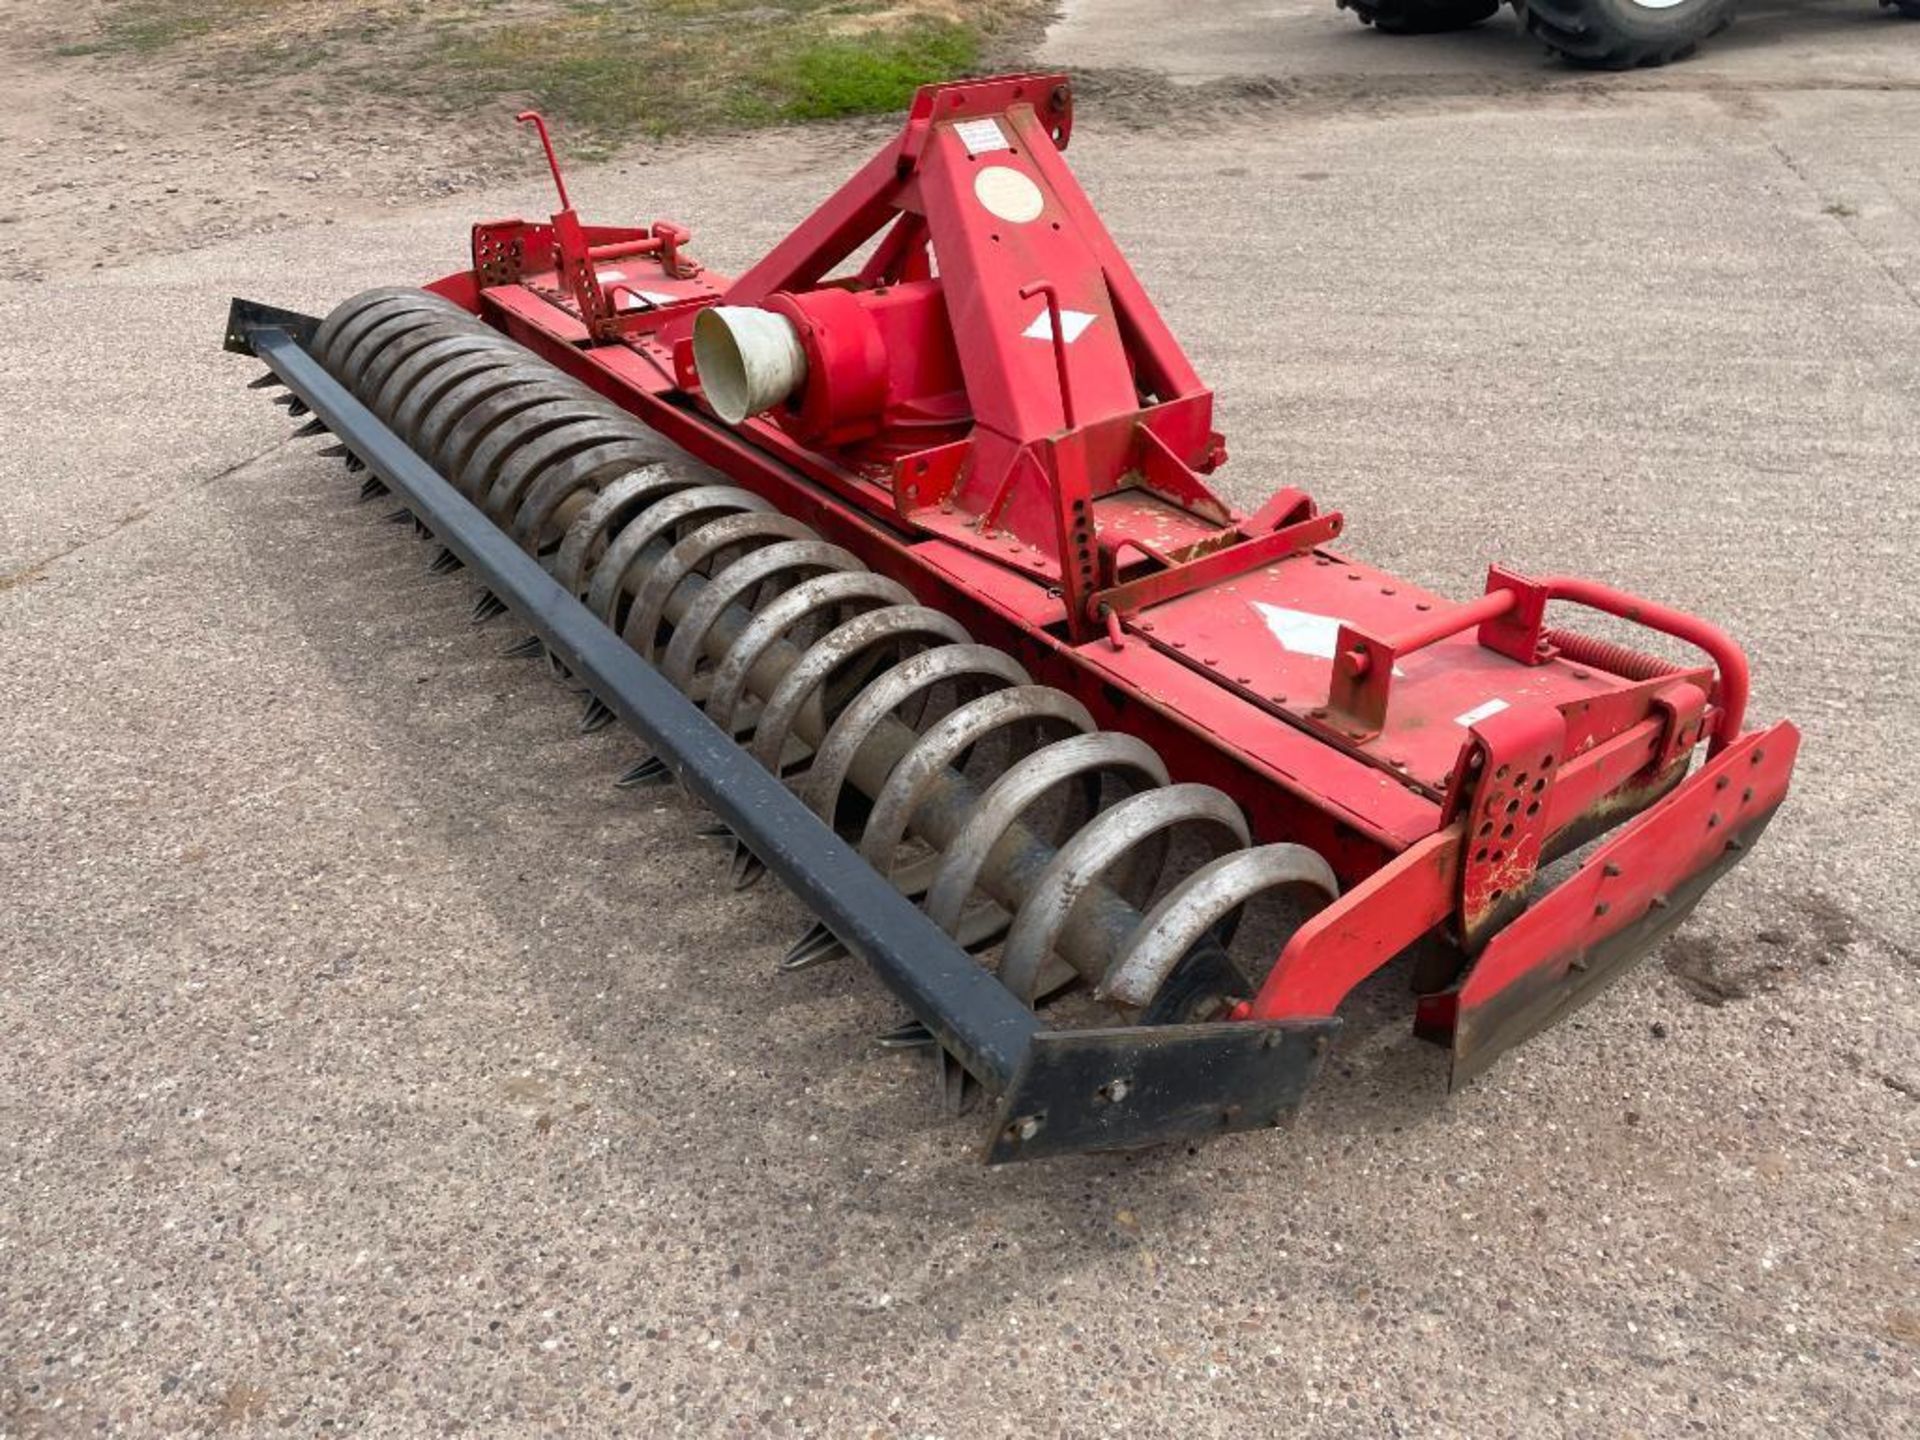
974, 165, 1044, 225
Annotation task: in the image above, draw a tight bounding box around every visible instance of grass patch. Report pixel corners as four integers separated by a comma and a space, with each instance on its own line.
435, 4, 993, 136
62, 0, 297, 57
54, 1, 1031, 141
769, 23, 982, 121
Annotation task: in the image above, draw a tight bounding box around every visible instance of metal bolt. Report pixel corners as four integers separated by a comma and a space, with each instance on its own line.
1603, 862, 1622, 877
1594, 902, 1610, 917
1012, 1114, 1043, 1142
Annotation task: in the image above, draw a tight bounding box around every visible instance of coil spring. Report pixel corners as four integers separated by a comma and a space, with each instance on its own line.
309, 289, 1341, 1026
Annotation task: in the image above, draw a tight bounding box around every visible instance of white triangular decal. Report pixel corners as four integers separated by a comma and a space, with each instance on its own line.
1253, 603, 1405, 676
1022, 308, 1096, 344
1253, 603, 1341, 658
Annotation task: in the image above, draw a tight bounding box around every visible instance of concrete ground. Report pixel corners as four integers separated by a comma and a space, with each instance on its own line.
4, 3, 1918, 1436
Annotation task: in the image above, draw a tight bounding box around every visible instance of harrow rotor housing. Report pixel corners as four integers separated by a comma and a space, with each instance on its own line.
227, 74, 1799, 1162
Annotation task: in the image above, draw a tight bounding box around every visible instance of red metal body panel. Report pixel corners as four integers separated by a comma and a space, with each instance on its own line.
420, 76, 1798, 1078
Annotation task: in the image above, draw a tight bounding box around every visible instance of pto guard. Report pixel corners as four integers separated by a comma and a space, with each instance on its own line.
1418, 721, 1801, 1086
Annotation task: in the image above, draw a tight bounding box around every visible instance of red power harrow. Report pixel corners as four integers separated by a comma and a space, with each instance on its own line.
227, 76, 1799, 1163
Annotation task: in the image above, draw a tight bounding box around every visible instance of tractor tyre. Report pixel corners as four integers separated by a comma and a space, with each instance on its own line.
1340, 0, 1502, 34
1885, 0, 1920, 18
1524, 0, 1737, 67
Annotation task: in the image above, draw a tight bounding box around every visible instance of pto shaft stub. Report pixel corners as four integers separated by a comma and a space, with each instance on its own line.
693, 306, 809, 425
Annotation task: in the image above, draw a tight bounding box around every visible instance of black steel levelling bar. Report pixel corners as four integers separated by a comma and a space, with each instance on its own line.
228, 299, 1337, 1164
231, 302, 1043, 1091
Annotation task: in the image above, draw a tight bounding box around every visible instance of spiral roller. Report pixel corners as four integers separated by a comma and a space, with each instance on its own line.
309, 287, 1343, 1085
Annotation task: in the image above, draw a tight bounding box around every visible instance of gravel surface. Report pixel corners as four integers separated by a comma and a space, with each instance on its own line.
3, 3, 1917, 1435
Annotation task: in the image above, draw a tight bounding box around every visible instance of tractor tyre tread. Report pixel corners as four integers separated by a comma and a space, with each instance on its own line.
1524, 0, 1736, 68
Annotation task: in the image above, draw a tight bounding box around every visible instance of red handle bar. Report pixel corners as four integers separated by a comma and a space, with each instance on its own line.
1532, 574, 1750, 754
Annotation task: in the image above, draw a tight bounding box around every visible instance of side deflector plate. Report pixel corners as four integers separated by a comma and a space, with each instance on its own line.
1427, 721, 1800, 1087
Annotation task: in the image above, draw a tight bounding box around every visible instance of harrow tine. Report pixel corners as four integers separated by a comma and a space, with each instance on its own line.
728, 841, 766, 890
320, 441, 370, 476
876, 1018, 934, 1050
383, 507, 414, 525
293, 418, 330, 439
615, 754, 670, 788
412, 517, 433, 540
500, 634, 544, 659
469, 589, 509, 624
938, 1049, 978, 1116
578, 696, 615, 734
247, 371, 284, 390
778, 920, 847, 972
696, 821, 733, 839
427, 546, 464, 576
357, 475, 389, 502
